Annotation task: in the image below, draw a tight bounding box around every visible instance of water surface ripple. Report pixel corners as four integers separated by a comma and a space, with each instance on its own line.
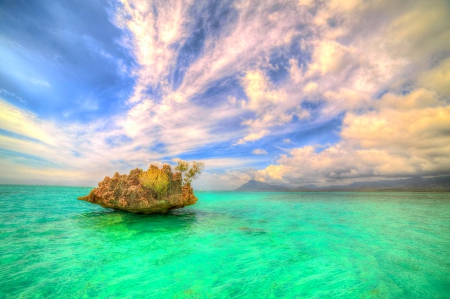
1, 186, 450, 298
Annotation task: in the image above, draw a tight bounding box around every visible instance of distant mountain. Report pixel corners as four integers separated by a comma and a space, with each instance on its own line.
235, 180, 291, 192
235, 176, 450, 192
304, 176, 450, 191
303, 184, 319, 189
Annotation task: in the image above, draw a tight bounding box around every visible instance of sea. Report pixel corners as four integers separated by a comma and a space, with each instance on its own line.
1, 185, 450, 298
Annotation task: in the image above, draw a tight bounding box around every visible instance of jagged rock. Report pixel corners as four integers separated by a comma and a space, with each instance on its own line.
78, 164, 198, 214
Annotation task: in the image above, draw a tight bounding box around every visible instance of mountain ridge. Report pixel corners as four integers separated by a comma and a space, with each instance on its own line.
235, 180, 291, 192
235, 176, 450, 192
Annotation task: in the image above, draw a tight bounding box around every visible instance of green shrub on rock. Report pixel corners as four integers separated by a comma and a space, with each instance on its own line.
139, 166, 169, 197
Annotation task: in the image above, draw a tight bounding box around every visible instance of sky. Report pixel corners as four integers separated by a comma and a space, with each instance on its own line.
0, 0, 449, 190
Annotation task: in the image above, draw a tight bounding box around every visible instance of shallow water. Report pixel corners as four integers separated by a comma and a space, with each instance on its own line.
1, 186, 450, 298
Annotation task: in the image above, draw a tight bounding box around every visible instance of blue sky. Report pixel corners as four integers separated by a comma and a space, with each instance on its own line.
1, 0, 449, 189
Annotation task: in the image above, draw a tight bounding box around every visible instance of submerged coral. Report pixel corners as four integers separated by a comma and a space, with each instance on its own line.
78, 164, 197, 214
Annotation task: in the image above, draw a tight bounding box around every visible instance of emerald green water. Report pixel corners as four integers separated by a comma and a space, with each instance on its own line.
1, 186, 450, 298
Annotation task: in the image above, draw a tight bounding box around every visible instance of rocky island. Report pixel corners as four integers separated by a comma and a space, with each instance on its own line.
78, 161, 204, 214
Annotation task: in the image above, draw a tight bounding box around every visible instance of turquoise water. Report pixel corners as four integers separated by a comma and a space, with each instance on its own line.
1, 186, 450, 298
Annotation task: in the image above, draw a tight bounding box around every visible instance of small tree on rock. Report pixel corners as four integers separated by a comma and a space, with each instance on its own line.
175, 160, 205, 186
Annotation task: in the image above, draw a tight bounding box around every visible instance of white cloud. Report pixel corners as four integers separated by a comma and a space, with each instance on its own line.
110, 0, 313, 154
238, 69, 310, 139
252, 149, 268, 155
168, 0, 311, 104
0, 99, 57, 146
303, 81, 318, 93
30, 78, 51, 87
256, 90, 450, 185
419, 57, 450, 97
0, 89, 25, 103
194, 169, 256, 190
386, 0, 450, 62
307, 41, 354, 76
297, 0, 315, 7
236, 130, 270, 145
2, 0, 450, 188
172, 157, 257, 170
113, 0, 193, 103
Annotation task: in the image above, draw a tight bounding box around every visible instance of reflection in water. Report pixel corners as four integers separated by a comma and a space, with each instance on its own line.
238, 227, 267, 235
73, 208, 201, 238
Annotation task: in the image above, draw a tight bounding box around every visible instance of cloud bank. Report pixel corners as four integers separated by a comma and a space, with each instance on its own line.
0, 0, 449, 189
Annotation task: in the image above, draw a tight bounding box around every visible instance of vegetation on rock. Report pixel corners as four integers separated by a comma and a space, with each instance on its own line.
78, 161, 204, 214
175, 160, 205, 186
139, 165, 169, 197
